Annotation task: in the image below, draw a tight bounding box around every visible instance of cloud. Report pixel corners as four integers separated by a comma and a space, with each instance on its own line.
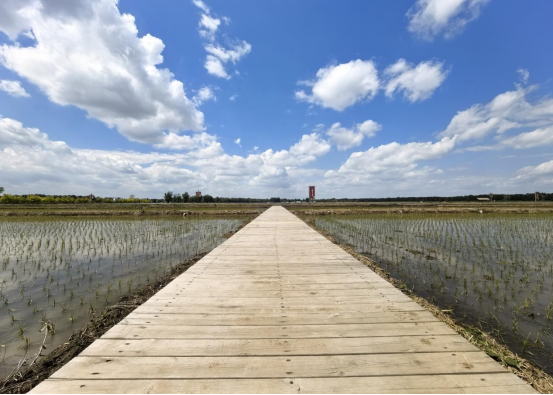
289, 133, 331, 157
407, 0, 489, 40
192, 86, 217, 105
205, 56, 229, 79
199, 14, 220, 40
320, 136, 456, 197
4, 112, 549, 198
0, 0, 206, 148
229, 94, 237, 101
0, 0, 34, 40
513, 159, 553, 190
204, 42, 251, 79
517, 69, 530, 85
193, 1, 251, 79
296, 59, 448, 111
234, 137, 241, 147
501, 126, 553, 149
295, 60, 379, 111
192, 0, 210, 14
438, 85, 553, 143
0, 115, 332, 197
153, 132, 221, 153
384, 59, 448, 102
328, 137, 455, 178
0, 116, 56, 148
517, 159, 553, 178
325, 120, 381, 151
0, 79, 30, 97
0, 116, 204, 195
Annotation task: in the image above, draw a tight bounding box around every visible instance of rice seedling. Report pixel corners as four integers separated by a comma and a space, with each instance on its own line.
0, 215, 246, 378
310, 213, 553, 374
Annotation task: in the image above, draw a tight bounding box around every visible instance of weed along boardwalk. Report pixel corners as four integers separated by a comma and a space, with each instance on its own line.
31, 206, 535, 394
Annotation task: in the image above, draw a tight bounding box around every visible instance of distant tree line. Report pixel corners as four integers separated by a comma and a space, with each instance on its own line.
163, 191, 211, 203
0, 194, 160, 204
315, 193, 552, 202
162, 191, 287, 204
0, 189, 550, 205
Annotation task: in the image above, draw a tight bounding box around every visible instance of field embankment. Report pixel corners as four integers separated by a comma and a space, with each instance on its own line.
0, 203, 268, 217
289, 201, 553, 216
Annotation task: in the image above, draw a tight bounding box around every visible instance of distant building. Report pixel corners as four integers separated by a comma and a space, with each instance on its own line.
195, 191, 202, 198
535, 192, 541, 202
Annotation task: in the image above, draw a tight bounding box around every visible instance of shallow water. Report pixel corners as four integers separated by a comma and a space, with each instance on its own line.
311, 214, 553, 374
0, 216, 246, 377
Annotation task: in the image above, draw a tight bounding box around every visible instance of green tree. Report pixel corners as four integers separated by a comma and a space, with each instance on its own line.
202, 194, 214, 203
0, 187, 4, 195
164, 191, 173, 203
183, 192, 189, 203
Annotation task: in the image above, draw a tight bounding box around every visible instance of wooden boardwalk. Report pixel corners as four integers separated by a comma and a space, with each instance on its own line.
32, 207, 535, 393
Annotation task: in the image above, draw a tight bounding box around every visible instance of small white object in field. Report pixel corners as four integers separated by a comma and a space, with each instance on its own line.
479, 210, 483, 214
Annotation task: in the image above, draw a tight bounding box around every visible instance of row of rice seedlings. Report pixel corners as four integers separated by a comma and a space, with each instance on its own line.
312, 214, 553, 370
0, 216, 244, 376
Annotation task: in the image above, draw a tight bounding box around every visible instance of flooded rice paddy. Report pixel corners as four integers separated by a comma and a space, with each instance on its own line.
311, 214, 553, 374
0, 216, 246, 377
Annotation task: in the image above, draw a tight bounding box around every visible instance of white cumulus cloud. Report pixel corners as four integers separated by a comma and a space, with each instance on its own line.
296, 58, 448, 111
328, 137, 456, 178
326, 120, 381, 151
0, 115, 334, 197
295, 60, 379, 111
199, 14, 220, 40
0, 0, 206, 149
501, 126, 553, 149
438, 85, 553, 143
384, 59, 448, 102
204, 42, 251, 79
0, 79, 30, 97
193, 86, 217, 105
407, 0, 490, 40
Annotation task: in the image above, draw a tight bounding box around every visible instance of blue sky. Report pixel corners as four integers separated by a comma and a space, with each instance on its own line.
0, 0, 552, 198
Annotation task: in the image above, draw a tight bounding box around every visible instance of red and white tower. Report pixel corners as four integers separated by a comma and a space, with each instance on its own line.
309, 186, 316, 201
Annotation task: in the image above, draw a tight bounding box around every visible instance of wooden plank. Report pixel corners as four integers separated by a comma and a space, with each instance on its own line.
102, 322, 457, 339
29, 375, 534, 394
145, 294, 413, 306
162, 282, 393, 291
49, 353, 508, 379
133, 303, 426, 315
121, 310, 437, 326
80, 335, 479, 357
144, 288, 409, 298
